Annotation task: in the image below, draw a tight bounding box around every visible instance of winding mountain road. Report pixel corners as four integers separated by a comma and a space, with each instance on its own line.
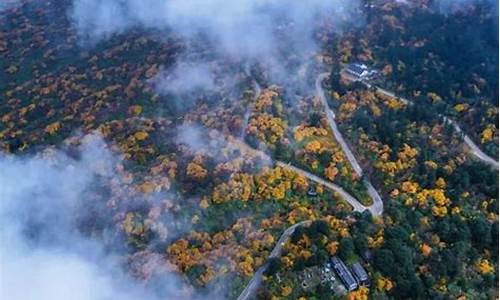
237, 70, 497, 300
444, 117, 499, 169
316, 73, 384, 216
276, 162, 368, 213
367, 82, 499, 169
236, 220, 312, 300
235, 79, 373, 215
235, 158, 377, 300
236, 74, 384, 300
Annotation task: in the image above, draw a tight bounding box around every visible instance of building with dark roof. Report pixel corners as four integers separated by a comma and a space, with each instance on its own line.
351, 262, 370, 286
331, 256, 358, 291
345, 63, 368, 77
343, 63, 377, 81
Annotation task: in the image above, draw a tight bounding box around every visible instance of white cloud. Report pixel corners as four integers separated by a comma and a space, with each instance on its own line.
0, 134, 192, 300
153, 63, 216, 95
69, 0, 360, 59
0, 0, 20, 12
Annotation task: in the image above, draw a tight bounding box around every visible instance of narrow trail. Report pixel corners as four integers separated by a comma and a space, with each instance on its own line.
316, 73, 384, 216
367, 83, 499, 169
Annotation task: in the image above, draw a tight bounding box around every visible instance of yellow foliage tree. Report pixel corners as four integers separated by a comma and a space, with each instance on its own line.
305, 140, 322, 153
476, 259, 494, 275
200, 198, 210, 209
247, 113, 286, 145
294, 125, 328, 142
324, 164, 339, 181
281, 285, 292, 297
432, 206, 448, 218
421, 243, 432, 257
425, 160, 438, 169
401, 181, 419, 194
134, 131, 149, 141
481, 127, 493, 144
293, 175, 309, 192
212, 173, 254, 203
138, 181, 155, 194
348, 286, 369, 300
45, 121, 61, 135
128, 105, 143, 116
427, 92, 442, 102
326, 241, 339, 255
376, 276, 394, 292
431, 189, 449, 206
435, 177, 446, 189
187, 162, 208, 180
453, 103, 468, 112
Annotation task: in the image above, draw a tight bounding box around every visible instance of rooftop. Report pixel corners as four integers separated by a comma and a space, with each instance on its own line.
331, 257, 358, 291
351, 262, 369, 283
345, 63, 368, 75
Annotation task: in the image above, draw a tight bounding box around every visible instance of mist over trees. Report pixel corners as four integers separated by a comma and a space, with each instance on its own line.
0, 0, 498, 299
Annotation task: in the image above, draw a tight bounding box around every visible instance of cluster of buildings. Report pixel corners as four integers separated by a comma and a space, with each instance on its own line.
330, 257, 370, 292
298, 256, 370, 294
341, 63, 378, 82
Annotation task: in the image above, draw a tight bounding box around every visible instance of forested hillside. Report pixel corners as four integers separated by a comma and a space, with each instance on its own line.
0, 1, 497, 299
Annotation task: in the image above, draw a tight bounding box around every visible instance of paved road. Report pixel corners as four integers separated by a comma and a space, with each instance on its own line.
230, 138, 369, 214
237, 220, 312, 300
236, 75, 384, 300
236, 158, 380, 300
235, 161, 374, 300
367, 82, 499, 170
316, 73, 384, 216
238, 70, 497, 300
364, 180, 383, 216
276, 162, 368, 213
444, 117, 499, 169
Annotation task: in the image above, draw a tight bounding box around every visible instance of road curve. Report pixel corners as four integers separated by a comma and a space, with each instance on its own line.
370, 84, 499, 170
237, 70, 498, 300
230, 138, 370, 214
236, 74, 383, 300
237, 220, 312, 300
234, 82, 371, 215
316, 73, 384, 216
444, 117, 499, 169
276, 161, 368, 213
235, 158, 373, 300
